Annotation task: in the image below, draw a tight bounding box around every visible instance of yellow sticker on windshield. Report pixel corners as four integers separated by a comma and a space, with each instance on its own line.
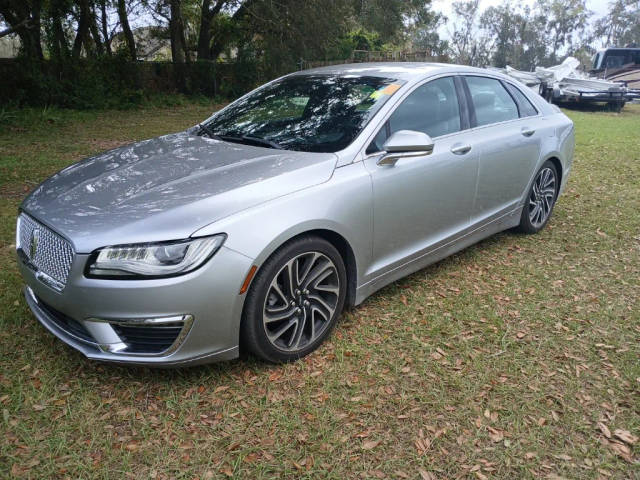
370, 83, 402, 100
381, 83, 402, 95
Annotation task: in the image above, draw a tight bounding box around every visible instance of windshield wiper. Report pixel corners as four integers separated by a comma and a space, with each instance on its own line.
197, 126, 284, 150
218, 134, 284, 150
197, 123, 220, 139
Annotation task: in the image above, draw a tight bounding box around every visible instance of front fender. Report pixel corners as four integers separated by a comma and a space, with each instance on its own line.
192, 161, 373, 286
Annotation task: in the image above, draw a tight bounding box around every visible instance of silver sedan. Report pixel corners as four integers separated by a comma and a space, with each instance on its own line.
16, 63, 574, 365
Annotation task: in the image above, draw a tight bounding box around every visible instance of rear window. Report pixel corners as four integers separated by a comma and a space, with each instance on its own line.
504, 83, 538, 117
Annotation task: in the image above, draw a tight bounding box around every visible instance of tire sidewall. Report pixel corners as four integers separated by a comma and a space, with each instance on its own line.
518, 160, 559, 234
241, 236, 347, 363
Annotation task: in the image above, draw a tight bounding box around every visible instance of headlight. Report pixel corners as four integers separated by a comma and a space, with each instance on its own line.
87, 235, 225, 278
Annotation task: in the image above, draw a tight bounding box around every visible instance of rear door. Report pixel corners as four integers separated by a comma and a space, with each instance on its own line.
462, 75, 542, 224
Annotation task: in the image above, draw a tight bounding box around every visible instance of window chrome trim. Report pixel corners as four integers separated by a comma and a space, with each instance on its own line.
358, 72, 468, 158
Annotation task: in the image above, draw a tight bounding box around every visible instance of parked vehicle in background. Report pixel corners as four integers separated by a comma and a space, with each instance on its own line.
499, 55, 640, 112
590, 47, 640, 90
16, 63, 574, 366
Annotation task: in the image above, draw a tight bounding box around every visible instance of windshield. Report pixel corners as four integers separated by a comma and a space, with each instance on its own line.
201, 74, 404, 153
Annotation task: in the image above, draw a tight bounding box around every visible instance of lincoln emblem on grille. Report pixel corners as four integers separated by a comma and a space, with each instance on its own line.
30, 229, 40, 259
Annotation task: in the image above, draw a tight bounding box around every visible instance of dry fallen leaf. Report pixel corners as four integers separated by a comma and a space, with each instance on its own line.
219, 465, 233, 477
554, 454, 572, 461
418, 469, 437, 480
597, 422, 611, 439
613, 429, 637, 445
362, 439, 381, 450
607, 440, 633, 463
487, 426, 504, 443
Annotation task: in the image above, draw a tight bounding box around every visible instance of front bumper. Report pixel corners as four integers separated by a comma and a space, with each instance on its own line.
19, 246, 254, 366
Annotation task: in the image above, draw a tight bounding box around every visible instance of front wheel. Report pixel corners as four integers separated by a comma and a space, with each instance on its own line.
515, 161, 559, 234
240, 236, 347, 363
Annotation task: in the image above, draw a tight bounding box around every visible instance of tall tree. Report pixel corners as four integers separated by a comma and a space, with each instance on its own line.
449, 0, 491, 66
0, 0, 44, 59
169, 0, 189, 62
594, 0, 640, 48
235, 0, 353, 73
538, 0, 591, 63
44, 0, 71, 60
99, 0, 113, 55
72, 0, 92, 58
196, 0, 229, 60
480, 4, 521, 68
353, 0, 443, 48
117, 0, 137, 59
89, 2, 105, 55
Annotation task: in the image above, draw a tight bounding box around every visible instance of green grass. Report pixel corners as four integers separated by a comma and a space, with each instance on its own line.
1, 103, 639, 479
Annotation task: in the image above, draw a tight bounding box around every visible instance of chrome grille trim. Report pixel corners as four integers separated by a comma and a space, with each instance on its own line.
17, 213, 74, 289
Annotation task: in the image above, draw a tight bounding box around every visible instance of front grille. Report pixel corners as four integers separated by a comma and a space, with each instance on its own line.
36, 298, 95, 344
112, 323, 184, 354
18, 214, 74, 287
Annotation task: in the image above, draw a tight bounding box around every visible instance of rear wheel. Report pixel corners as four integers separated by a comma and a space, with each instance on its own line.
241, 236, 347, 363
516, 160, 559, 234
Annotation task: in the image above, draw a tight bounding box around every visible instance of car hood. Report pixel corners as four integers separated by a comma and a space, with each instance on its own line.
21, 131, 338, 253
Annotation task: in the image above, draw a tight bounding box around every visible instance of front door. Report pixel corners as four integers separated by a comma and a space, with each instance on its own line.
363, 76, 478, 278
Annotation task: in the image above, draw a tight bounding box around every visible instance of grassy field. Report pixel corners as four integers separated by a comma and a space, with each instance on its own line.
0, 102, 638, 479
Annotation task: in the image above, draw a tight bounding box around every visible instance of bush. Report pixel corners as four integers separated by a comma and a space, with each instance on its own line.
0, 56, 263, 109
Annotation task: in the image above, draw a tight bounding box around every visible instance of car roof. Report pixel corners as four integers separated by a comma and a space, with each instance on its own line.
289, 62, 491, 82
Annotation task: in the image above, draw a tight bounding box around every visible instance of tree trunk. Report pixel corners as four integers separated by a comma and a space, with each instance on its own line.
169, 0, 187, 63
0, 0, 44, 59
100, 0, 112, 55
72, 0, 92, 58
89, 4, 104, 56
117, 0, 137, 60
197, 0, 228, 60
51, 8, 69, 60
197, 0, 213, 60
31, 0, 43, 59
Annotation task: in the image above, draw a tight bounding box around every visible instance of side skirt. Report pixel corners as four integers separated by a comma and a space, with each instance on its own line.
354, 207, 522, 305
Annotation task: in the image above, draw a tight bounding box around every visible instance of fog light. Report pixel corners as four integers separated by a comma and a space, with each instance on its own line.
84, 315, 194, 356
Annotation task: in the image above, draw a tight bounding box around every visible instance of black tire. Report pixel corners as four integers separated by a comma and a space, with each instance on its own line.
240, 235, 347, 363
515, 160, 559, 234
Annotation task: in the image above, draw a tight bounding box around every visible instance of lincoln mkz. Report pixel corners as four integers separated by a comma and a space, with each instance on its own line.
16, 63, 574, 365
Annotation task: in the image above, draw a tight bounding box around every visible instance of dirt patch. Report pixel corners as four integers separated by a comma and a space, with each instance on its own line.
0, 182, 37, 199
86, 138, 130, 152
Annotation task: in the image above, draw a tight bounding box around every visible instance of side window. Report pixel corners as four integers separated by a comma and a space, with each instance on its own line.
505, 83, 538, 117
592, 52, 601, 70
466, 76, 519, 127
366, 76, 461, 154
389, 77, 461, 138
605, 54, 625, 68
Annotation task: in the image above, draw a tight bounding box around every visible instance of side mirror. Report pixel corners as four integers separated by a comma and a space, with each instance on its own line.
377, 130, 435, 166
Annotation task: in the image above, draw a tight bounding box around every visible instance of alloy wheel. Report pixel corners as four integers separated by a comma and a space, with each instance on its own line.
528, 167, 556, 228
262, 251, 340, 352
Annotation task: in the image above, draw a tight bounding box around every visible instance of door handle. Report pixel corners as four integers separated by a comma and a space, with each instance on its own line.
521, 127, 535, 137
450, 144, 472, 155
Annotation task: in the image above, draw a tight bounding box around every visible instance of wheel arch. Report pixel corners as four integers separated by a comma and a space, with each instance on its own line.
544, 156, 563, 198
247, 228, 358, 310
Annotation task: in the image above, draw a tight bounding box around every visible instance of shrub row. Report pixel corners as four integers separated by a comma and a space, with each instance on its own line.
0, 56, 266, 109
